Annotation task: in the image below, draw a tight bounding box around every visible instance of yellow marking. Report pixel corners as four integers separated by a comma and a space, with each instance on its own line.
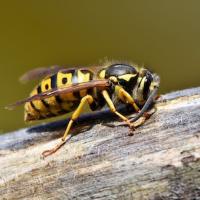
24, 102, 38, 118
61, 101, 74, 111
30, 88, 48, 113
98, 69, 106, 79
78, 70, 90, 97
136, 77, 146, 103
118, 74, 137, 82
41, 78, 57, 106
63, 95, 93, 140
57, 72, 77, 101
78, 70, 90, 82
139, 77, 146, 91
57, 72, 70, 87
41, 78, 51, 91
41, 78, 61, 115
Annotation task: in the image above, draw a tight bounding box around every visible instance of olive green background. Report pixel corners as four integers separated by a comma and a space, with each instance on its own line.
0, 0, 200, 133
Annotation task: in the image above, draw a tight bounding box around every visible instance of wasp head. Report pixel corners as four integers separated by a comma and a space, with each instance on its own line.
133, 68, 160, 105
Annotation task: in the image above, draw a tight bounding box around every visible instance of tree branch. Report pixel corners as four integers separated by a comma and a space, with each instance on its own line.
0, 87, 200, 199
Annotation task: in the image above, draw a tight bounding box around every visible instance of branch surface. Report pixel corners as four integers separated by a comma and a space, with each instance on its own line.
1, 87, 200, 200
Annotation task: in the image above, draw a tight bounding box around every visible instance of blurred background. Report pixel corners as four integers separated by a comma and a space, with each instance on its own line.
0, 0, 200, 133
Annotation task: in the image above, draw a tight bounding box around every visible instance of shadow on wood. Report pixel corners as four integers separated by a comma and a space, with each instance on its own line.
0, 87, 200, 199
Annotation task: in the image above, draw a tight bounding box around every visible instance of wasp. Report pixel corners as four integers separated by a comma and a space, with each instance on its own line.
7, 62, 160, 157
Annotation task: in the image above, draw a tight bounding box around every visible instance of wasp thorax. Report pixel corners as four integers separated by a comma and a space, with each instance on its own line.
105, 64, 138, 78
105, 64, 139, 92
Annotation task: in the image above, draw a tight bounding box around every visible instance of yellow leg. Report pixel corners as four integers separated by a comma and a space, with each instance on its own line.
42, 95, 94, 157
62, 95, 94, 141
102, 90, 134, 129
116, 86, 140, 112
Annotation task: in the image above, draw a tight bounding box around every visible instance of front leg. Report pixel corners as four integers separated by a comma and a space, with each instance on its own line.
103, 108, 156, 134
116, 85, 140, 112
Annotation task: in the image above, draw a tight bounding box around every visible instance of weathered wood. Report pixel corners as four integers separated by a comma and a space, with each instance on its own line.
1, 87, 200, 200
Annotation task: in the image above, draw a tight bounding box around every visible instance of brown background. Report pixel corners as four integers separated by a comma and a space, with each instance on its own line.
0, 0, 200, 132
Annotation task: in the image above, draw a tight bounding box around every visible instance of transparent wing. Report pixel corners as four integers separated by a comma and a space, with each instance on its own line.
19, 66, 67, 83
19, 64, 106, 84
6, 79, 110, 110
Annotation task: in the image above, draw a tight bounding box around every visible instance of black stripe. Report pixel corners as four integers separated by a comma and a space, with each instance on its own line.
37, 85, 50, 108
97, 90, 106, 108
60, 68, 76, 74
73, 92, 81, 99
37, 85, 42, 93
55, 95, 63, 103
138, 77, 143, 88
72, 70, 81, 99
51, 73, 64, 104
143, 72, 153, 100
50, 72, 72, 113
70, 101, 80, 110
30, 101, 40, 113
80, 69, 93, 79
42, 99, 50, 108
89, 71, 94, 80
51, 74, 57, 89
89, 101, 98, 111
87, 88, 93, 96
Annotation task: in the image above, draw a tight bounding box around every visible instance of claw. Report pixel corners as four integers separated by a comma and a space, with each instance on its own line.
41, 140, 66, 158
41, 134, 73, 158
129, 122, 136, 131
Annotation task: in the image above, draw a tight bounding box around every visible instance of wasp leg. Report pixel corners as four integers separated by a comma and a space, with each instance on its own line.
42, 95, 94, 157
107, 86, 158, 129
128, 86, 159, 123
128, 108, 156, 135
113, 86, 159, 128
102, 90, 134, 130
116, 86, 140, 112
108, 108, 156, 131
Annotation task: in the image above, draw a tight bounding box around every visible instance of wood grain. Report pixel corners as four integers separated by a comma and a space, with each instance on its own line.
1, 87, 200, 200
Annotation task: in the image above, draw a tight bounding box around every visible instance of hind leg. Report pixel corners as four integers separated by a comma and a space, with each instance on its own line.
42, 95, 94, 157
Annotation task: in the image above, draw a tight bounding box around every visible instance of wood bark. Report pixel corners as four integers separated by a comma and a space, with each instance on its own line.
0, 87, 200, 200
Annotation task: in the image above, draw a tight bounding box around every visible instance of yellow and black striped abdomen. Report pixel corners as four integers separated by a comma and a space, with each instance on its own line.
24, 68, 94, 121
